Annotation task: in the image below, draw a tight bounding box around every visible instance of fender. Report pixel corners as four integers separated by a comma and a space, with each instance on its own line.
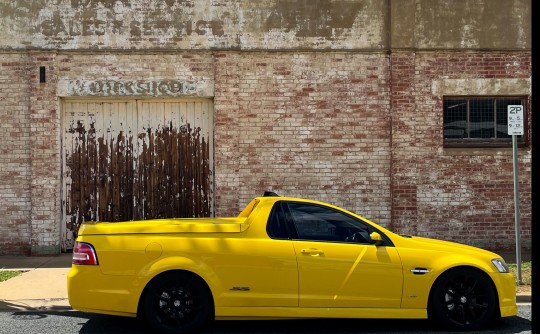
138, 255, 224, 304
400, 252, 499, 309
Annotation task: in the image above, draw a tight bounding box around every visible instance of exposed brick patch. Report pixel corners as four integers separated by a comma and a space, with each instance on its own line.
28, 52, 62, 256
0, 53, 32, 255
390, 52, 532, 253
214, 52, 392, 224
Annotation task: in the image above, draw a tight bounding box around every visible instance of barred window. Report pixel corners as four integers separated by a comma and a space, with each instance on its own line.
443, 97, 526, 148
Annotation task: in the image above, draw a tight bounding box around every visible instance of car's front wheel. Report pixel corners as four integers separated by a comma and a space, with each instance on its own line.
142, 271, 212, 334
429, 268, 498, 331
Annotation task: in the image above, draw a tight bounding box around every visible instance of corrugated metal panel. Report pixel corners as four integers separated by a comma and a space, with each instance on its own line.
62, 99, 214, 250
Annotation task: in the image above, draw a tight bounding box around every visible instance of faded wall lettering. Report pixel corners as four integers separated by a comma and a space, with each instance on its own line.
37, 4, 224, 38
1, 1, 390, 50
67, 80, 198, 97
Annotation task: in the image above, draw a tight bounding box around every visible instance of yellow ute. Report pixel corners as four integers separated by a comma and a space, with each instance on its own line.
68, 194, 517, 333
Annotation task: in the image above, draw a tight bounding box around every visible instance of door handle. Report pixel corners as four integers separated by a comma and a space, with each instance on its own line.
301, 248, 324, 256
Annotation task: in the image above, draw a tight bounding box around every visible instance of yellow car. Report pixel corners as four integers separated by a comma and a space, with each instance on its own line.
68, 193, 517, 333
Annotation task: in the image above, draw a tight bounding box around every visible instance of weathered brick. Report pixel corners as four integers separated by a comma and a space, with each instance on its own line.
0, 49, 532, 257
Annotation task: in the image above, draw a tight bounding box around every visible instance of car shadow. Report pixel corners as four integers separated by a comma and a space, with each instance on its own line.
6, 311, 532, 334
201, 317, 531, 334
78, 315, 532, 333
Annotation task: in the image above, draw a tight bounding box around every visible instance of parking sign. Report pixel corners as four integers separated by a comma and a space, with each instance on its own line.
507, 105, 524, 135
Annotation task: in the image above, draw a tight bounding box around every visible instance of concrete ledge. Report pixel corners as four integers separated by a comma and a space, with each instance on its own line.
516, 294, 531, 303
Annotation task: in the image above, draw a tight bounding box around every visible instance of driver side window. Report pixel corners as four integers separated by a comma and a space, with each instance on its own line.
286, 202, 371, 243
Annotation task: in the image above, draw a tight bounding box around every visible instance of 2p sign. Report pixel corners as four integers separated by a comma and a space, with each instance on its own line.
507, 105, 524, 136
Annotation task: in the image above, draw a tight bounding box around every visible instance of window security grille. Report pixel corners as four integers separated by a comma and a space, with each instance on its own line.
443, 97, 525, 148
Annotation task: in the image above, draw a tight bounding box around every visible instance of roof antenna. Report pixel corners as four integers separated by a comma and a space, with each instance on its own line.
263, 191, 280, 197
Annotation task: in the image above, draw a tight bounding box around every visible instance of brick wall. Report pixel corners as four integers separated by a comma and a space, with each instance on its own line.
390, 52, 418, 234
0, 53, 32, 254
390, 52, 532, 252
28, 52, 62, 255
0, 50, 532, 256
51, 51, 393, 229
213, 52, 392, 225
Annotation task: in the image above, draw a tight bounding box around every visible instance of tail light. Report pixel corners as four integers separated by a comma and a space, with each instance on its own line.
72, 242, 99, 265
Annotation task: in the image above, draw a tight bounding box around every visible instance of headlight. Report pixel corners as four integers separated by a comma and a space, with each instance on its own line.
492, 258, 509, 273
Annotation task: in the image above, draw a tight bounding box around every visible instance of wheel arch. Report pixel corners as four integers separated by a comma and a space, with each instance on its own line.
136, 269, 215, 319
427, 265, 501, 319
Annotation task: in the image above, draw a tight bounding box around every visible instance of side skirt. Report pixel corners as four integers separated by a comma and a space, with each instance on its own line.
215, 307, 427, 320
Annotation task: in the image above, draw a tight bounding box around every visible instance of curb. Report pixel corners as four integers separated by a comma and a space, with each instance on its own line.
516, 295, 531, 303
0, 298, 72, 312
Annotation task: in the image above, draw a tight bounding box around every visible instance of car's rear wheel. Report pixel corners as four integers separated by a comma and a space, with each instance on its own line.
429, 268, 497, 331
142, 272, 212, 334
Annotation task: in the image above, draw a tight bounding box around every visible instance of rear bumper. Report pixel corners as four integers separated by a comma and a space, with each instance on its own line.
67, 265, 143, 316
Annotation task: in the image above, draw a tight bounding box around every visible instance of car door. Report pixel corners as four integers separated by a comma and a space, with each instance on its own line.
209, 237, 299, 307
285, 201, 404, 308
210, 201, 299, 308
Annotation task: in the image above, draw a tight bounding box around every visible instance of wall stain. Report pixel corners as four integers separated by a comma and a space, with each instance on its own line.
264, 0, 363, 38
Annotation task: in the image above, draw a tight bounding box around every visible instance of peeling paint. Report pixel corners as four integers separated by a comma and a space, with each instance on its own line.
0, 0, 388, 50
261, 0, 364, 38
63, 100, 213, 245
1, 1, 529, 50
431, 78, 531, 96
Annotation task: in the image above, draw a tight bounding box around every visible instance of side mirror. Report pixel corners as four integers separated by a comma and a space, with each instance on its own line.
370, 232, 384, 246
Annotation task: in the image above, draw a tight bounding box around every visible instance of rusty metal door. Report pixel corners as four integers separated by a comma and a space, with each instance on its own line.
61, 99, 214, 250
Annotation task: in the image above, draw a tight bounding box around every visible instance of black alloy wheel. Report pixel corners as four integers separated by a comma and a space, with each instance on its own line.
142, 272, 212, 334
429, 268, 497, 331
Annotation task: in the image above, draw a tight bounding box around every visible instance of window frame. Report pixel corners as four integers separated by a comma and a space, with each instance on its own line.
443, 96, 529, 148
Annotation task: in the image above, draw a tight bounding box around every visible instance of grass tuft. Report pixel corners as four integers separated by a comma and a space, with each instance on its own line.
508, 261, 532, 285
0, 270, 22, 283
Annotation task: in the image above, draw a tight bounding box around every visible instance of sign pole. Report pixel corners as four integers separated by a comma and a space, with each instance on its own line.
512, 134, 522, 284
507, 105, 523, 284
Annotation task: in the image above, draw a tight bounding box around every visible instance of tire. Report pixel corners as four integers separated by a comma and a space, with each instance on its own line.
142, 272, 212, 334
429, 268, 497, 331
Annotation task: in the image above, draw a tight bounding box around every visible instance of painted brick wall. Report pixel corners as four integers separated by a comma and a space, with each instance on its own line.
55, 53, 215, 87
0, 53, 32, 254
0, 50, 532, 256
53, 51, 392, 228
213, 52, 392, 226
389, 52, 418, 233
28, 53, 62, 255
390, 52, 532, 252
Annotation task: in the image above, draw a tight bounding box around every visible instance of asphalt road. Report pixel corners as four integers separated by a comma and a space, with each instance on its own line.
0, 305, 532, 334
